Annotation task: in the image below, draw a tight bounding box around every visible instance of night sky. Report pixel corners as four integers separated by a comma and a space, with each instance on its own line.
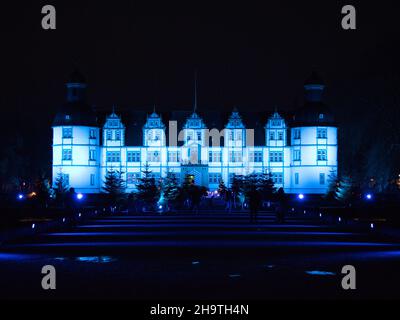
1, 0, 400, 177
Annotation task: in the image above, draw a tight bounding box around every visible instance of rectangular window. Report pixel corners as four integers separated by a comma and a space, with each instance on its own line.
62, 149, 72, 161
249, 151, 263, 162
269, 131, 275, 141
317, 149, 327, 161
209, 151, 221, 163
269, 151, 283, 162
293, 150, 301, 161
272, 172, 283, 184
254, 151, 263, 162
168, 151, 180, 162
90, 174, 95, 186
89, 129, 96, 139
277, 131, 283, 140
320, 173, 326, 185
106, 131, 112, 140
115, 130, 121, 141
236, 131, 242, 141
197, 131, 202, 141
62, 128, 72, 138
229, 131, 234, 141
229, 151, 242, 162
89, 150, 96, 161
147, 151, 160, 162
209, 173, 222, 184
106, 151, 120, 162
127, 151, 140, 162
295, 173, 299, 185
293, 129, 301, 140
317, 128, 327, 139
127, 172, 140, 185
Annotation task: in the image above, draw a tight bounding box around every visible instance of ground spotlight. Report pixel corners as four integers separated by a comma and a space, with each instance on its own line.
17, 194, 24, 200
370, 223, 374, 229
338, 217, 342, 222
32, 223, 35, 229
298, 194, 304, 200
76, 193, 84, 200
365, 193, 373, 200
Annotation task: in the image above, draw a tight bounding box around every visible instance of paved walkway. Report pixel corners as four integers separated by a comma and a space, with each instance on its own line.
0, 212, 399, 299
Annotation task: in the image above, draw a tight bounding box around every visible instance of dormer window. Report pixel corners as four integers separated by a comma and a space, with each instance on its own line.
106, 131, 112, 140
319, 114, 324, 120
65, 115, 70, 120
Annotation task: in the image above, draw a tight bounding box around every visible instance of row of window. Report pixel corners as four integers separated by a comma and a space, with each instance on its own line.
61, 149, 328, 162
269, 131, 284, 141
62, 128, 97, 139
293, 128, 328, 140
293, 149, 327, 161
62, 127, 329, 142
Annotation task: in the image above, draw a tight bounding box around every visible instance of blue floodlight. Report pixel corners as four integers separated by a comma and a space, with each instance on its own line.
17, 194, 24, 200
370, 223, 374, 229
32, 223, 35, 229
158, 205, 163, 209
365, 193, 372, 200
338, 217, 342, 222
298, 194, 305, 200
76, 193, 84, 200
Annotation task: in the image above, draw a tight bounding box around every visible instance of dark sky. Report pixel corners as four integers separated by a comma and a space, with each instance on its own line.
1, 0, 400, 175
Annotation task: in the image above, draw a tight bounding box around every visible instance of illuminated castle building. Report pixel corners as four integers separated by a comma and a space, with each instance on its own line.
52, 71, 338, 194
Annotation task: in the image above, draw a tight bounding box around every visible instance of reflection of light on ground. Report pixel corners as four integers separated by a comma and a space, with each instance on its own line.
75, 256, 116, 263
305, 271, 336, 276
0, 253, 40, 261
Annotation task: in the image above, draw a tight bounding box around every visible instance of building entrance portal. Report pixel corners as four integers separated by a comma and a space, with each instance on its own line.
180, 164, 209, 187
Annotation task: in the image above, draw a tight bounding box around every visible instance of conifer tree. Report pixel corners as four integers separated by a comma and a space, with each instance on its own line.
102, 169, 126, 206
335, 175, 353, 205
136, 164, 160, 208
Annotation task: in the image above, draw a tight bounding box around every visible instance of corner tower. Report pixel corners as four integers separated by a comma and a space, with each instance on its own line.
52, 70, 100, 193
290, 71, 338, 194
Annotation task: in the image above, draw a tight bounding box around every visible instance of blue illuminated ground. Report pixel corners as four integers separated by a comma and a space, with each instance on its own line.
0, 212, 400, 299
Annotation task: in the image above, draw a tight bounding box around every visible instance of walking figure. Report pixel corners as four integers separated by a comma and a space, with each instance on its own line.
276, 187, 287, 223
248, 186, 261, 223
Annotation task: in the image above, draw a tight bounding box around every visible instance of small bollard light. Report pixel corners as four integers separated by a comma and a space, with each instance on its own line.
319, 213, 322, 218
370, 223, 374, 229
338, 217, 342, 222
78, 213, 82, 218
63, 218, 66, 223
32, 223, 35, 229
304, 210, 306, 214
